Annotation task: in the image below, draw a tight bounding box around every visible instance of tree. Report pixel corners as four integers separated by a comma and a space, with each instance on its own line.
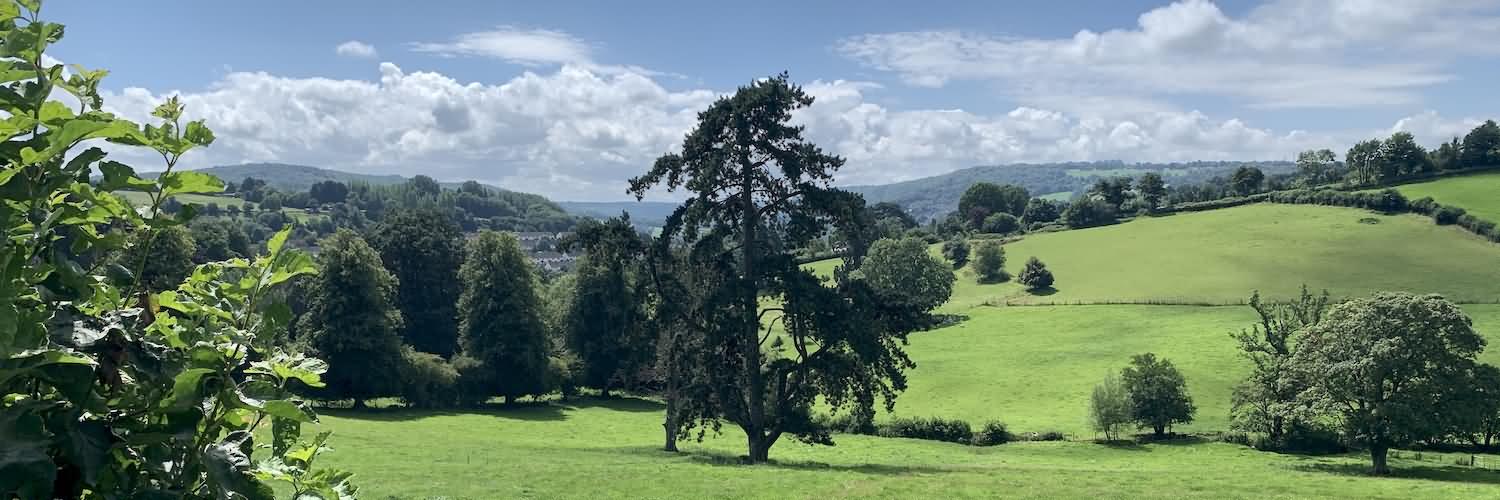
1291, 292, 1485, 474
1121, 353, 1195, 438
309, 180, 349, 205
409, 174, 442, 197
1021, 198, 1062, 226
959, 182, 1029, 228
1430, 138, 1462, 172
302, 229, 406, 408
981, 212, 1021, 234
1017, 257, 1054, 291
1380, 131, 1429, 178
188, 217, 250, 263
1296, 149, 1342, 186
1230, 166, 1265, 196
370, 208, 465, 358
1229, 287, 1329, 442
859, 237, 956, 312
1063, 198, 1117, 228
1090, 373, 1133, 441
870, 201, 918, 230
562, 215, 652, 396
1346, 139, 1384, 185
113, 225, 197, 292
973, 240, 1007, 283
1461, 120, 1500, 168
1088, 177, 1133, 209
941, 236, 971, 269
1136, 172, 1167, 212
458, 231, 551, 404
628, 74, 942, 462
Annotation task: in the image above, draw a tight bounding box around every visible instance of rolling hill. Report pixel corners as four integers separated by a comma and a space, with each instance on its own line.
1394, 171, 1500, 222
845, 160, 1296, 221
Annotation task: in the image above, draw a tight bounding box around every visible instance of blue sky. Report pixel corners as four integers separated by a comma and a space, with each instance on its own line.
50, 0, 1500, 200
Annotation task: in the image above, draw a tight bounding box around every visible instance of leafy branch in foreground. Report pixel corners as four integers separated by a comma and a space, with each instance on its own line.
0, 1, 353, 498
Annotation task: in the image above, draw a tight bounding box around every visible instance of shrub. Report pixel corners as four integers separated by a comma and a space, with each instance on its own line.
973, 421, 1012, 446
878, 417, 974, 444
1410, 196, 1439, 215
1020, 431, 1068, 442
1090, 373, 1132, 441
981, 212, 1021, 235
815, 413, 877, 435
973, 241, 1008, 283
1063, 198, 1118, 228
1017, 257, 1054, 291
452, 354, 493, 407
1433, 205, 1466, 225
942, 236, 971, 268
398, 348, 461, 409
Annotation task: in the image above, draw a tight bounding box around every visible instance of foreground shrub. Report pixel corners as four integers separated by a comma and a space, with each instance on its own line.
878, 417, 974, 444
400, 347, 461, 408
973, 421, 1012, 446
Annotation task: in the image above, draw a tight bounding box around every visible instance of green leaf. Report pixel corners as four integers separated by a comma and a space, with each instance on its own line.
0, 404, 54, 500
266, 226, 292, 255
271, 416, 300, 457
47, 410, 112, 486
98, 161, 156, 191
184, 120, 215, 146
262, 400, 316, 423
165, 367, 216, 410
202, 431, 276, 500
248, 352, 327, 389
159, 170, 225, 197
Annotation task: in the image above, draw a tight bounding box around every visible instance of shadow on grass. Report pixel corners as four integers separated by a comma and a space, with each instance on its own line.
1096, 440, 1149, 451
1025, 286, 1059, 297
1294, 461, 1500, 485
667, 448, 956, 476
1140, 435, 1210, 446
317, 395, 665, 423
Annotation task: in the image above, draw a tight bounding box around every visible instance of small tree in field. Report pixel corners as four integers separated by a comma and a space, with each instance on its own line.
458, 231, 551, 404
1090, 373, 1133, 441
1017, 257, 1054, 291
1291, 292, 1484, 474
302, 229, 407, 409
1121, 353, 1195, 438
859, 237, 956, 312
973, 241, 1007, 283
942, 236, 970, 268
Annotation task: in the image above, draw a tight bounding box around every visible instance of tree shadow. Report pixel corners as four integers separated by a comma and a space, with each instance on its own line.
1140, 435, 1210, 446
1096, 440, 1149, 451
1294, 461, 1500, 485
558, 395, 666, 413
665, 448, 958, 476
1025, 286, 1059, 297
319, 400, 569, 422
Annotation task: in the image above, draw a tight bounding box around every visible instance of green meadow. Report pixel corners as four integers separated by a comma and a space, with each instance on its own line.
1395, 171, 1500, 223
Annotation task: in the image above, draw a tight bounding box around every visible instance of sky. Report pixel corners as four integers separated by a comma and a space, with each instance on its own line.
46, 0, 1500, 201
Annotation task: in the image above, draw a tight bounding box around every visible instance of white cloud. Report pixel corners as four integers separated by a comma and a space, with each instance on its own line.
334, 40, 378, 59
94, 63, 1477, 200
410, 27, 592, 66
836, 0, 1500, 109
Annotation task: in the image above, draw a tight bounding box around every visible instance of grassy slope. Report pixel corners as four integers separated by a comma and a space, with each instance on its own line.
304, 400, 1500, 499
1395, 171, 1500, 222
883, 304, 1500, 435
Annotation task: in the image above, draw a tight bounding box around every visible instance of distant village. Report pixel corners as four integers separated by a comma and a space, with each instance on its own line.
507, 231, 578, 272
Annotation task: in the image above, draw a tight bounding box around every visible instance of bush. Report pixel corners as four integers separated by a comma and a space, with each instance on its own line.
1090, 373, 1132, 440
973, 241, 1007, 283
941, 236, 970, 268
451, 354, 493, 407
981, 212, 1021, 235
399, 347, 461, 409
1019, 431, 1068, 442
815, 413, 877, 435
1063, 198, 1118, 228
1434, 205, 1466, 225
1017, 257, 1054, 291
878, 417, 974, 444
973, 421, 1012, 446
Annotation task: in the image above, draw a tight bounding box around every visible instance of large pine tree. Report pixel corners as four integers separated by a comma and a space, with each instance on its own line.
458, 231, 551, 404
301, 229, 406, 408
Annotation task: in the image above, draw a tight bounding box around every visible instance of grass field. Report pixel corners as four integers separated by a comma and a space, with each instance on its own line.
879, 304, 1500, 435
1395, 171, 1500, 222
297, 399, 1500, 499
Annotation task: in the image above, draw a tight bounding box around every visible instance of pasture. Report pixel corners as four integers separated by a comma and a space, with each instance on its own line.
1395, 171, 1500, 223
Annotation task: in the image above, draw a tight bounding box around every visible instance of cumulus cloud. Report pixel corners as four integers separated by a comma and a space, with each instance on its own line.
334, 40, 378, 59
97, 62, 1464, 199
836, 0, 1500, 109
410, 27, 592, 66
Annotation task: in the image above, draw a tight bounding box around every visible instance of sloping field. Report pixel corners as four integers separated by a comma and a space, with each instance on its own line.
1395, 171, 1500, 222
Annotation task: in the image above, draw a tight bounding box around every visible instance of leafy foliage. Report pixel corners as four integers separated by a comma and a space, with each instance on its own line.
0, 3, 353, 497
457, 231, 550, 404
958, 182, 1028, 228
301, 230, 406, 407
561, 215, 652, 394
1121, 353, 1196, 438
972, 241, 1007, 284
369, 208, 464, 358
1017, 257, 1054, 291
1229, 287, 1329, 443
941, 236, 970, 269
1089, 373, 1132, 441
1290, 292, 1485, 474
858, 237, 955, 312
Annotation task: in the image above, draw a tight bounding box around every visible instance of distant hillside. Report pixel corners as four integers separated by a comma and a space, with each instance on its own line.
174, 163, 410, 192
557, 200, 679, 227
847, 160, 1295, 221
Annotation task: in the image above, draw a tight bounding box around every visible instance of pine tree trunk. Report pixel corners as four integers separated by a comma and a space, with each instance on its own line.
352, 398, 367, 410
504, 394, 516, 405
739, 162, 766, 464
1371, 443, 1390, 475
